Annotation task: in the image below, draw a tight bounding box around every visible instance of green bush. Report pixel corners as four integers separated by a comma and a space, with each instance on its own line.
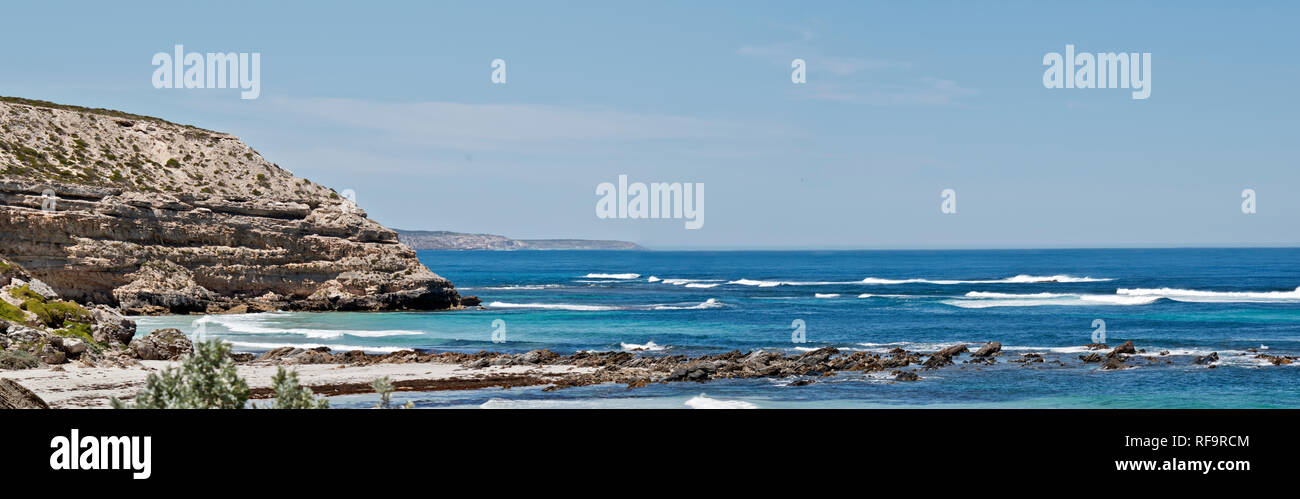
372, 376, 413, 409
9, 284, 42, 301
113, 340, 330, 409
270, 367, 329, 409
112, 339, 250, 409
0, 300, 27, 323
54, 322, 101, 352
0, 350, 40, 370
23, 299, 91, 329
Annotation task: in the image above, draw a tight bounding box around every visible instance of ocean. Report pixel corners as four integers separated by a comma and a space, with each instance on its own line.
135, 248, 1300, 408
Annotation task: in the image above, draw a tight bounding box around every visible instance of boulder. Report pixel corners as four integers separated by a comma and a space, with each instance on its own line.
61, 337, 87, 355
894, 371, 921, 381
1107, 340, 1136, 358
127, 328, 194, 360
37, 343, 65, 364
0, 378, 49, 409
972, 341, 1002, 357
1195, 352, 1219, 365
923, 344, 968, 369
89, 305, 136, 345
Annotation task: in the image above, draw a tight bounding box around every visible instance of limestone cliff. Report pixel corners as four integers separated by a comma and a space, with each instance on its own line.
0, 97, 463, 314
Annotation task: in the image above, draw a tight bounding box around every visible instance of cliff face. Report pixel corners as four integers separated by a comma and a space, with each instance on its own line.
0, 97, 463, 314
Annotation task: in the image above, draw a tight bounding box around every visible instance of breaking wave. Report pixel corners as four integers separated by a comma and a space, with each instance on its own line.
489, 298, 726, 312
1117, 287, 1300, 303
685, 393, 758, 409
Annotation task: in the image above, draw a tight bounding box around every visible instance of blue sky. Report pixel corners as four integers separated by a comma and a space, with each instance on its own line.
2, 1, 1296, 249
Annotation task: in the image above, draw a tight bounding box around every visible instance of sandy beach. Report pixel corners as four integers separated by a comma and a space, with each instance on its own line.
0, 361, 596, 408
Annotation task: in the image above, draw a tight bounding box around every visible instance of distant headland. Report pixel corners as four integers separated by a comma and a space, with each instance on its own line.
395, 229, 643, 251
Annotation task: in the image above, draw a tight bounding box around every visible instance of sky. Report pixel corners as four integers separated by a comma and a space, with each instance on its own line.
1, 1, 1296, 249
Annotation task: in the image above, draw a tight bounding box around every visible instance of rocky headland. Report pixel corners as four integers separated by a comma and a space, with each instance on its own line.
0, 97, 466, 315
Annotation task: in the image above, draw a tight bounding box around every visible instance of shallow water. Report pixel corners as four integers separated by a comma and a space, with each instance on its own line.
136, 248, 1300, 408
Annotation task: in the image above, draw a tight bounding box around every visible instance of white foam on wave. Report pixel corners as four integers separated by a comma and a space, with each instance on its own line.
207, 315, 423, 339
685, 283, 720, 288
621, 341, 666, 351
943, 294, 1159, 308
583, 273, 640, 280
490, 298, 726, 312
652, 298, 726, 310
487, 301, 617, 311
685, 393, 758, 409
856, 341, 971, 353
728, 278, 783, 287
965, 291, 1070, 299
728, 278, 857, 287
815, 293, 841, 298
863, 274, 1111, 285
1117, 286, 1300, 303
226, 341, 408, 354
462, 284, 564, 291
646, 276, 662, 283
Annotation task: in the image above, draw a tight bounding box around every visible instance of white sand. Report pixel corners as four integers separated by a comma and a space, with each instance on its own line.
0, 361, 593, 408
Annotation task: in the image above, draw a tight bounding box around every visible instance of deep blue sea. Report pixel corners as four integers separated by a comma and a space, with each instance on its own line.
136, 249, 1300, 408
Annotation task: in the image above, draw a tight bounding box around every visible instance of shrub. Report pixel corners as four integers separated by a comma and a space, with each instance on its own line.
112, 339, 250, 409
9, 284, 42, 301
23, 299, 91, 329
270, 367, 329, 409
54, 322, 101, 352
0, 350, 40, 369
113, 340, 329, 409
372, 376, 413, 409
0, 350, 40, 370
0, 299, 29, 323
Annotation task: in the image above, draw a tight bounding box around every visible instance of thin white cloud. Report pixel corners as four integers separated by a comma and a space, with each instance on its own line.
798, 78, 978, 106
740, 26, 975, 105
264, 97, 786, 150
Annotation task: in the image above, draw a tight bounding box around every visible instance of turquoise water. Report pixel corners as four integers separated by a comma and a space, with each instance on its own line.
135, 248, 1300, 408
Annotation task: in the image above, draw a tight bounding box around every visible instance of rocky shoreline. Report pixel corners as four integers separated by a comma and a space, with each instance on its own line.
5, 323, 1297, 408
246, 337, 1295, 396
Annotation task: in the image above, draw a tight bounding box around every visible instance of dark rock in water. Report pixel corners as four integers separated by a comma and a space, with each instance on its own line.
972, 341, 1001, 357
894, 371, 920, 381
0, 378, 49, 409
789, 378, 816, 386
1255, 354, 1295, 366
127, 328, 194, 360
1084, 343, 1109, 350
1013, 353, 1045, 364
923, 344, 968, 369
1195, 352, 1219, 365
1108, 340, 1136, 358
1079, 353, 1104, 363
1102, 357, 1127, 370
461, 296, 482, 307
796, 347, 839, 366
